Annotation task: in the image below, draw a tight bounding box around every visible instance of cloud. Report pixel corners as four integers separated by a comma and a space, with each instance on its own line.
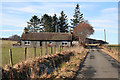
0, 30, 23, 32
4, 6, 41, 13
3, 3, 75, 13
91, 23, 118, 28
94, 28, 103, 31
90, 20, 112, 23
80, 4, 99, 10
1, 13, 27, 28
3, 3, 99, 14
88, 7, 118, 30
107, 29, 118, 34
2, 17, 26, 28
1, 0, 119, 2
101, 8, 118, 13
94, 28, 118, 34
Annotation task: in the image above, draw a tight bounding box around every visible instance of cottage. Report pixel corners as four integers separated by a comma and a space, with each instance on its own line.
21, 32, 72, 47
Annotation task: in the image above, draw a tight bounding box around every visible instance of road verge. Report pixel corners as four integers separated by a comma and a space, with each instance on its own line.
100, 46, 120, 63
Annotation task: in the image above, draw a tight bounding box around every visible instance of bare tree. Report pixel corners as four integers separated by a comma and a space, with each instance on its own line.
73, 20, 94, 45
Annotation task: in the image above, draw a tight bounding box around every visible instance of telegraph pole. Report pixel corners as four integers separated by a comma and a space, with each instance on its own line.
104, 29, 106, 42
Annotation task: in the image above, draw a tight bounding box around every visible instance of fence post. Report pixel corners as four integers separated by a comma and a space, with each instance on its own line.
9, 49, 13, 67
54, 45, 56, 54
62, 45, 63, 50
46, 46, 47, 55
25, 47, 27, 60
41, 46, 42, 56
60, 46, 61, 53
51, 46, 53, 54
34, 47, 36, 57
39, 47, 40, 56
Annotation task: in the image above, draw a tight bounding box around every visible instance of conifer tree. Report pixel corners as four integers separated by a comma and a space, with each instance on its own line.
71, 4, 83, 28
26, 15, 41, 32
52, 14, 59, 32
58, 11, 68, 33
41, 14, 53, 32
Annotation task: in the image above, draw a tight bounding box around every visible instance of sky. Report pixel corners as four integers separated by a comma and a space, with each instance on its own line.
0, 1, 119, 44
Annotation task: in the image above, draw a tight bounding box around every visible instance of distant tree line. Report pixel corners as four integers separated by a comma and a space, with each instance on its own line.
9, 35, 21, 42
24, 11, 69, 33
1, 35, 21, 42
24, 4, 84, 33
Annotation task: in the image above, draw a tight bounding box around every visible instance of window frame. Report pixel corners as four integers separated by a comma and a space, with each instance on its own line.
24, 41, 31, 45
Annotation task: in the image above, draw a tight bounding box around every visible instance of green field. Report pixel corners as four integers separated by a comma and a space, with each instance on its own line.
107, 45, 120, 52
1, 40, 65, 66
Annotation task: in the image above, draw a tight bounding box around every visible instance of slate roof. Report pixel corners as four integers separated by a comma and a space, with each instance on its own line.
21, 32, 72, 41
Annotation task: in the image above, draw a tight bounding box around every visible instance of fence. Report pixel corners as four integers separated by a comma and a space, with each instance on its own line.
103, 44, 120, 55
8, 46, 71, 66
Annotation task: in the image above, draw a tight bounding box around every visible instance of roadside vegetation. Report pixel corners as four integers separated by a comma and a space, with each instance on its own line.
47, 48, 89, 79
101, 44, 120, 62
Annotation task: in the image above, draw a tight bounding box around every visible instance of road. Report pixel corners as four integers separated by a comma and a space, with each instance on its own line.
76, 47, 120, 80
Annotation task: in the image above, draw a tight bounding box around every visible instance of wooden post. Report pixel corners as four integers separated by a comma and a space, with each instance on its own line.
41, 46, 42, 56
25, 47, 27, 60
60, 46, 61, 53
70, 41, 72, 47
62, 45, 63, 50
39, 48, 40, 56
54, 45, 56, 54
51, 46, 53, 54
9, 49, 13, 67
34, 47, 36, 57
46, 46, 47, 55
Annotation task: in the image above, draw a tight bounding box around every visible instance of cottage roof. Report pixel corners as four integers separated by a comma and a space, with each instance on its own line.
21, 32, 72, 41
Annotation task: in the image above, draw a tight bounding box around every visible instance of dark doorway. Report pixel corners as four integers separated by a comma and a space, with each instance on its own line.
40, 41, 42, 46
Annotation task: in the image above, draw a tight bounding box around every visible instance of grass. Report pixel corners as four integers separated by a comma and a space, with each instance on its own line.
107, 45, 120, 52
1, 40, 66, 66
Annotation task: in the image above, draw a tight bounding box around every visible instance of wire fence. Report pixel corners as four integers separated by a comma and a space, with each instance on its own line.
8, 46, 71, 67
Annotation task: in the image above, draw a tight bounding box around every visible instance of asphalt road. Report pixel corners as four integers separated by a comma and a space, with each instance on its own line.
76, 47, 120, 80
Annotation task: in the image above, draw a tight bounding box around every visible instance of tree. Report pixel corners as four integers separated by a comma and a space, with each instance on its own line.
71, 4, 84, 29
52, 14, 59, 32
26, 15, 41, 32
41, 14, 53, 32
58, 11, 69, 33
73, 20, 94, 44
9, 34, 21, 42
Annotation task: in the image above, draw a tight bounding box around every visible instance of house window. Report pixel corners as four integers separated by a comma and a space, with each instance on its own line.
24, 41, 31, 45
65, 43, 67, 45
62, 42, 67, 45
